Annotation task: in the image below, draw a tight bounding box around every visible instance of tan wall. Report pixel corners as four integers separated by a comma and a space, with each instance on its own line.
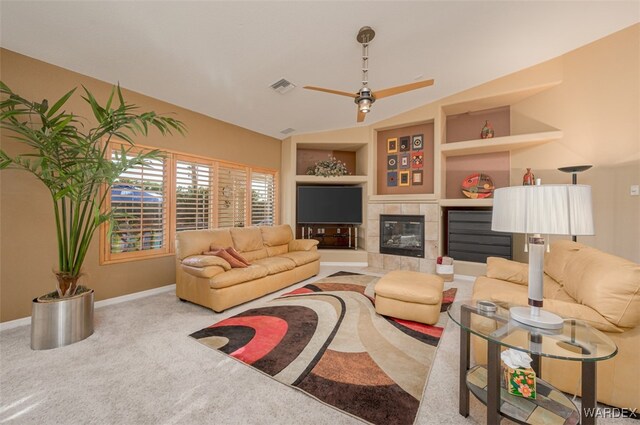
0, 49, 281, 322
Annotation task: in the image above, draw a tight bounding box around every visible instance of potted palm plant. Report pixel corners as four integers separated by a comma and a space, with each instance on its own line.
0, 82, 185, 349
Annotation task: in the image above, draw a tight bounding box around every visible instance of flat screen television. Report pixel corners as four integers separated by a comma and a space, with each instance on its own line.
297, 186, 362, 224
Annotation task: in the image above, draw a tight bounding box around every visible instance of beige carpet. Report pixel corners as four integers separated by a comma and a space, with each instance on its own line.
0, 266, 634, 424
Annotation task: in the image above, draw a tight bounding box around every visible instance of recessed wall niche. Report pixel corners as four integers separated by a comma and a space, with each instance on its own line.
296, 149, 356, 175
376, 122, 434, 195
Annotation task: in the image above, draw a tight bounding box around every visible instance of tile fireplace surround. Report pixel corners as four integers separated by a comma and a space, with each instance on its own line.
367, 202, 439, 273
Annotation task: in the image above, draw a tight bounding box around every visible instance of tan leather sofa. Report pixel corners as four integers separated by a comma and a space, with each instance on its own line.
176, 224, 320, 312
472, 240, 639, 410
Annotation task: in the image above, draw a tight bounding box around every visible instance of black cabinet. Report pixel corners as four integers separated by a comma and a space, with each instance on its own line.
298, 225, 358, 250
446, 210, 511, 263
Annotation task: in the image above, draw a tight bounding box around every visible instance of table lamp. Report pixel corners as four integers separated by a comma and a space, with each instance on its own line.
491, 181, 594, 329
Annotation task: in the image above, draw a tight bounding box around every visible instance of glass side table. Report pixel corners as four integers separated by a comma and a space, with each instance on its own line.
448, 300, 617, 425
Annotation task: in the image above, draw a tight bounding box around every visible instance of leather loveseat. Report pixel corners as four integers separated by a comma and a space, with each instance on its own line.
176, 224, 320, 312
472, 240, 639, 410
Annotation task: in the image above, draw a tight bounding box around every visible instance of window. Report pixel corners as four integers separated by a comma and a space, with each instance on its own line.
251, 170, 276, 226
175, 158, 214, 231
101, 142, 278, 264
217, 165, 247, 228
108, 151, 168, 260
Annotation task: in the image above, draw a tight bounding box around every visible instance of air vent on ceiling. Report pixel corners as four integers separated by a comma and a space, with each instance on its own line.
270, 78, 296, 94
280, 128, 295, 135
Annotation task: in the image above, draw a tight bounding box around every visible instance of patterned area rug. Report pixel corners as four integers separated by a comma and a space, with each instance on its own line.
190, 272, 457, 424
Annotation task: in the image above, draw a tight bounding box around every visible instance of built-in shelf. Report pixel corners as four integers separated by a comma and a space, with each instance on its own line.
440, 198, 493, 207
369, 194, 438, 202
440, 131, 562, 157
295, 175, 368, 184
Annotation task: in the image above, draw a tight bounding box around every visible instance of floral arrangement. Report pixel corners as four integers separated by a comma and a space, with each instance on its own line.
306, 155, 349, 177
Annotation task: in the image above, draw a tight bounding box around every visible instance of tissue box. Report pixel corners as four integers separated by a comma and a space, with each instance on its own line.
504, 366, 536, 399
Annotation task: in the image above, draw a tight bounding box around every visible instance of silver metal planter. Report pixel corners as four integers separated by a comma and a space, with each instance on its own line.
31, 289, 94, 350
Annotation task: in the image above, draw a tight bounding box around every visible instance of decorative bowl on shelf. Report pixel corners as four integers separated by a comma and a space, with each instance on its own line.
461, 173, 495, 199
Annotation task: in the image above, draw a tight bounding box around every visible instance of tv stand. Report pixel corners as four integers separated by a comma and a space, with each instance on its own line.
298, 224, 358, 250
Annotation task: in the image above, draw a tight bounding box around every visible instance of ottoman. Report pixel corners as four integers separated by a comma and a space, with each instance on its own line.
374, 270, 444, 325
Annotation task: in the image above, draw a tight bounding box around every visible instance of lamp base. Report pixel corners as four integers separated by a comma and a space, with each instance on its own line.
510, 306, 564, 330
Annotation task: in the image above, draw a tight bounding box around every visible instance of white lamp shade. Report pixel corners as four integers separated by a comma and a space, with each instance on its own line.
491, 184, 594, 236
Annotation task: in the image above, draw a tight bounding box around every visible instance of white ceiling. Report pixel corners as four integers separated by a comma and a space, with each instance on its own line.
1, 1, 638, 139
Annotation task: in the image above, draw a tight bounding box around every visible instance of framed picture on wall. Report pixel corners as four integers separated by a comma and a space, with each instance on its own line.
412, 170, 423, 185
387, 155, 398, 170
412, 134, 424, 150
387, 138, 398, 153
411, 151, 424, 168
399, 153, 410, 169
399, 171, 410, 186
399, 136, 410, 152
387, 171, 398, 187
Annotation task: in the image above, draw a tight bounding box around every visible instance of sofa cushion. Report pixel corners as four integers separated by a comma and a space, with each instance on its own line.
278, 251, 320, 266
182, 255, 231, 271
261, 224, 293, 247
544, 278, 576, 302
209, 265, 269, 289
544, 240, 582, 285
252, 257, 296, 275
289, 239, 319, 252
562, 245, 640, 328
241, 248, 269, 262
486, 257, 528, 285
230, 227, 264, 252
266, 245, 289, 257
176, 229, 233, 260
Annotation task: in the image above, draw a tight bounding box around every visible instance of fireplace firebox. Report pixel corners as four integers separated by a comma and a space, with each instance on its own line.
379, 214, 425, 258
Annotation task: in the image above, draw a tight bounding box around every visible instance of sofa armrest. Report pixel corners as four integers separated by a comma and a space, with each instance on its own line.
486, 257, 528, 285
289, 239, 319, 252
181, 264, 226, 279
182, 255, 231, 271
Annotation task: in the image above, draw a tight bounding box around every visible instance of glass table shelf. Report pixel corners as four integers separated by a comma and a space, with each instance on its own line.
467, 365, 580, 425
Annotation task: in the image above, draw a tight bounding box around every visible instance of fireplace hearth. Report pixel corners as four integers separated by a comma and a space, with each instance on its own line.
379, 214, 425, 258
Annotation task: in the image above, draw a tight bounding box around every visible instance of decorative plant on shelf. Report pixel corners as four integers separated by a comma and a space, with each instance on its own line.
306, 154, 350, 177
0, 81, 186, 299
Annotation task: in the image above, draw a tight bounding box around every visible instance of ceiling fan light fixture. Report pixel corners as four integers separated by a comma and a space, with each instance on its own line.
359, 98, 372, 113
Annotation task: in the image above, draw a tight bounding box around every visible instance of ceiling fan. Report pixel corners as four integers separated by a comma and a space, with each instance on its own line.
304, 26, 434, 123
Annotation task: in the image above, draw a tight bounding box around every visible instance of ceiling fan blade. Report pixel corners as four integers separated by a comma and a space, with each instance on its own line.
373, 79, 434, 100
303, 86, 357, 98
357, 108, 366, 123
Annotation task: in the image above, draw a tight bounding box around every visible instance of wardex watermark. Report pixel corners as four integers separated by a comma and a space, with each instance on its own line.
583, 407, 638, 419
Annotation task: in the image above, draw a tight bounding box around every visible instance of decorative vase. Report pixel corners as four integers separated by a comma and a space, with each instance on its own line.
480, 120, 495, 139
31, 288, 94, 350
523, 168, 535, 185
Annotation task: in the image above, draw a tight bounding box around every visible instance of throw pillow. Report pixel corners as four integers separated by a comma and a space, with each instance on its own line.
210, 245, 251, 266
203, 249, 247, 269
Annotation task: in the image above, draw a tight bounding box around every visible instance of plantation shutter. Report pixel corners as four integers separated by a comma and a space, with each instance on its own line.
217, 165, 247, 228
110, 154, 167, 254
175, 159, 214, 231
251, 171, 276, 226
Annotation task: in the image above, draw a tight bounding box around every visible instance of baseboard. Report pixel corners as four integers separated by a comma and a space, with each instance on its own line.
0, 284, 176, 332
0, 316, 30, 332
94, 284, 175, 308
321, 262, 368, 267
